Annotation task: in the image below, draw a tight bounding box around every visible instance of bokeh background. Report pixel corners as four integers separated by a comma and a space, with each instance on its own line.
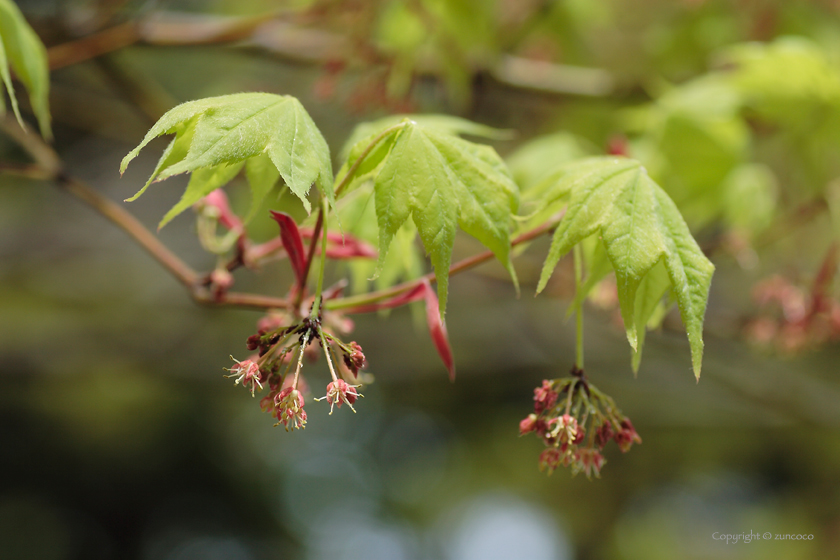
2, 1, 840, 559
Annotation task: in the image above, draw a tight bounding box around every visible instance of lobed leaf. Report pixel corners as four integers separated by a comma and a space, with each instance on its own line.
337, 119, 520, 316
537, 157, 714, 379
0, 0, 51, 138
121, 93, 333, 222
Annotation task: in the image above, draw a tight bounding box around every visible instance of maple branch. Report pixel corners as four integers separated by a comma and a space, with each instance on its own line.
2, 111, 557, 317
56, 173, 199, 288
1, 115, 200, 289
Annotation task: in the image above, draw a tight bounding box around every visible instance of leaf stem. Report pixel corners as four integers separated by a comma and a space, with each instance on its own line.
573, 244, 584, 370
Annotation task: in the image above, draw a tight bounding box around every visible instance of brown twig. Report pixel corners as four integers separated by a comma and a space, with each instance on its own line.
1, 114, 199, 289
48, 22, 141, 70
56, 173, 199, 288
2, 108, 557, 317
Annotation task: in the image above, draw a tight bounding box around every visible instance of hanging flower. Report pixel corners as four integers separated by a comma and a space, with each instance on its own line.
224, 356, 263, 396
316, 379, 363, 414
272, 387, 307, 431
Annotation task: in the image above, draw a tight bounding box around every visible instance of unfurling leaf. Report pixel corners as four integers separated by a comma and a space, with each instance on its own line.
269, 211, 306, 287
421, 279, 455, 381
336, 119, 519, 316
537, 157, 714, 379
0, 0, 51, 138
121, 93, 333, 222
202, 189, 243, 233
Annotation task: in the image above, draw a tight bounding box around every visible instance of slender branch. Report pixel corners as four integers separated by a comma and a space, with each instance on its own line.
0, 162, 53, 180
48, 22, 141, 70
325, 214, 563, 312
2, 114, 559, 317
1, 114, 199, 289
46, 12, 284, 70
0, 116, 60, 174
195, 290, 288, 309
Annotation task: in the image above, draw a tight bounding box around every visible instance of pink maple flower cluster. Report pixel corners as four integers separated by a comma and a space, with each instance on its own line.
225, 313, 367, 431
520, 368, 641, 478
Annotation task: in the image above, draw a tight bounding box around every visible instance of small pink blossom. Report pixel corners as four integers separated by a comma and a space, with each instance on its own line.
519, 414, 538, 435
595, 421, 614, 449
533, 380, 558, 414
342, 342, 366, 377
273, 387, 307, 431
551, 414, 579, 445
225, 357, 263, 396
614, 419, 642, 452
575, 448, 606, 478
538, 448, 562, 474
316, 379, 362, 414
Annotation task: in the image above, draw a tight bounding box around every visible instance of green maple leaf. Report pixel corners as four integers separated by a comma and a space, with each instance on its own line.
121, 93, 333, 224
0, 0, 51, 138
337, 119, 519, 315
537, 157, 714, 379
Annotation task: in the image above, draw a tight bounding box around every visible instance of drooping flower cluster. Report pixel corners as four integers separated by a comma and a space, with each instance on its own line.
226, 312, 366, 431
520, 367, 641, 478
